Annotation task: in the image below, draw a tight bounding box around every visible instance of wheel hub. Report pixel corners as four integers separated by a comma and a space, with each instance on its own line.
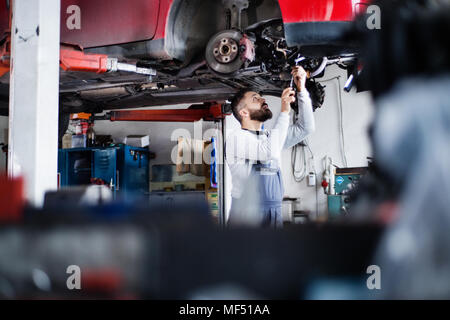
205, 30, 244, 75
213, 38, 239, 64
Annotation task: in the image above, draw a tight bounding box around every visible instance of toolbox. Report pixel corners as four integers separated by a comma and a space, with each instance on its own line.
58, 145, 149, 195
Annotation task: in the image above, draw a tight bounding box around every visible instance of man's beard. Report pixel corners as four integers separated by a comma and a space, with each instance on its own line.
249, 106, 272, 122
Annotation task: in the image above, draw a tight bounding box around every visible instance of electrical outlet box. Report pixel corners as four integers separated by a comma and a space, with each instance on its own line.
307, 172, 316, 187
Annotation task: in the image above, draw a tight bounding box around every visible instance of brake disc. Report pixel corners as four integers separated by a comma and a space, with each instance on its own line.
205, 30, 244, 76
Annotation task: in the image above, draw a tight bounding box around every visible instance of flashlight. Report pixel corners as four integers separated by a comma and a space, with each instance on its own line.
290, 56, 306, 88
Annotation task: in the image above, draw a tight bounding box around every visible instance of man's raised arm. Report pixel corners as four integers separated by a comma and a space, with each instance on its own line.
284, 90, 316, 149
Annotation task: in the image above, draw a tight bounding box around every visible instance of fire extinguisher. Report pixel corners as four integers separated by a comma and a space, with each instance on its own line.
322, 156, 335, 195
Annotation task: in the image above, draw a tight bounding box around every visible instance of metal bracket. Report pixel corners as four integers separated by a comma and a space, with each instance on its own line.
222, 102, 233, 115
107, 57, 156, 77
222, 0, 249, 30
2, 44, 157, 77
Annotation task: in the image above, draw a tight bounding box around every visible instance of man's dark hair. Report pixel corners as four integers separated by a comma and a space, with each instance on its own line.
230, 88, 254, 123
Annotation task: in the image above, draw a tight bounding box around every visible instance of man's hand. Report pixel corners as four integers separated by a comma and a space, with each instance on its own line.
292, 66, 307, 91
281, 88, 295, 113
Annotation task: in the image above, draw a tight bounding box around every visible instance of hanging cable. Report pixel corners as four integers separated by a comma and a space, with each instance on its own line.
318, 76, 349, 168
291, 138, 319, 219
335, 77, 349, 168
291, 112, 308, 182
304, 139, 319, 219
291, 142, 308, 182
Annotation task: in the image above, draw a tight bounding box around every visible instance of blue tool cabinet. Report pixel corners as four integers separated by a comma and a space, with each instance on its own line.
116, 145, 149, 193
58, 145, 149, 194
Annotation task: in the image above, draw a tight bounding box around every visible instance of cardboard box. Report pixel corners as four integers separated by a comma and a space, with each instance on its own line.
176, 137, 190, 174
125, 135, 150, 148
176, 137, 211, 176
62, 133, 72, 149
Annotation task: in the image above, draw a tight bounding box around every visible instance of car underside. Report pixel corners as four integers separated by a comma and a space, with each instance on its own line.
0, 0, 360, 123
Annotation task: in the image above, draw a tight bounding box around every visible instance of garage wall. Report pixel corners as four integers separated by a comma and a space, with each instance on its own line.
224, 65, 374, 221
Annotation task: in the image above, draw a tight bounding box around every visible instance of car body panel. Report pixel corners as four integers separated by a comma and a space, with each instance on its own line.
0, 1, 8, 37
153, 0, 173, 40
278, 0, 355, 23
278, 0, 367, 48
60, 0, 161, 48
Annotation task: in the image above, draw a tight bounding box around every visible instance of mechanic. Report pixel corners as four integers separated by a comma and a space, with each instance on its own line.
226, 66, 315, 228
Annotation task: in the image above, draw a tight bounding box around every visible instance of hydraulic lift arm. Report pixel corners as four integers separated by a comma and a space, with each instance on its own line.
94, 104, 230, 123
0, 36, 156, 77
60, 47, 156, 76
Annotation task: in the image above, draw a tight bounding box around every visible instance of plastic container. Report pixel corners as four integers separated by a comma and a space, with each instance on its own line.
71, 134, 86, 148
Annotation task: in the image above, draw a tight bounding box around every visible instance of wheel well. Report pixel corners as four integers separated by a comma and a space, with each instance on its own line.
165, 0, 282, 64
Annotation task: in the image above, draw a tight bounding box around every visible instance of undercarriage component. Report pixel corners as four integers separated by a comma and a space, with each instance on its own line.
79, 87, 131, 100
0, 15, 356, 117
290, 79, 325, 114
205, 30, 255, 76
222, 0, 249, 30
103, 103, 229, 122
206, 30, 243, 75
306, 79, 326, 111
239, 34, 255, 63
60, 48, 157, 77
213, 37, 239, 64
310, 57, 328, 78
108, 59, 156, 77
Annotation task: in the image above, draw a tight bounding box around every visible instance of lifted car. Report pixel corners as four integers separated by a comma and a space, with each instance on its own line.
0, 0, 366, 128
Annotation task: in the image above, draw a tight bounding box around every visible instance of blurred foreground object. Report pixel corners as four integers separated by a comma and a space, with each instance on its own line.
0, 214, 381, 299
0, 174, 25, 223
350, 0, 450, 97
44, 185, 113, 208
0, 182, 382, 299
373, 77, 450, 299
351, 0, 450, 299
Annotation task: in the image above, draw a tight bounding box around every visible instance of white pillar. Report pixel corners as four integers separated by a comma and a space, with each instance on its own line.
8, 0, 60, 207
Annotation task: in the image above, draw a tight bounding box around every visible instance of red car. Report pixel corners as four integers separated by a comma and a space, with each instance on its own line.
0, 0, 366, 122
